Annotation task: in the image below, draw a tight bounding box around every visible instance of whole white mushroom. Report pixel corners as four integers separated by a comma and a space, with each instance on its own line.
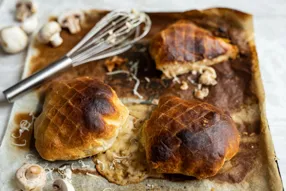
37, 21, 63, 47
16, 163, 46, 191
0, 26, 28, 54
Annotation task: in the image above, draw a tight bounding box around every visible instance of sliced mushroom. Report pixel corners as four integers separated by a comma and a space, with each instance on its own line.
15, 0, 37, 22
53, 179, 75, 191
16, 163, 46, 191
0, 26, 28, 54
21, 14, 38, 34
58, 10, 84, 34
37, 21, 63, 47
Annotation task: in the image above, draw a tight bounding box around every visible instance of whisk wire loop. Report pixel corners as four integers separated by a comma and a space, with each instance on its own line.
67, 10, 151, 66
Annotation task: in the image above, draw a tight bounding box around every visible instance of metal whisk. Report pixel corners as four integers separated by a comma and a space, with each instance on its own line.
2, 10, 151, 103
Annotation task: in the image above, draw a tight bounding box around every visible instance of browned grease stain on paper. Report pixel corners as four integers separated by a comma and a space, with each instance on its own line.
30, 11, 107, 74
11, 113, 34, 150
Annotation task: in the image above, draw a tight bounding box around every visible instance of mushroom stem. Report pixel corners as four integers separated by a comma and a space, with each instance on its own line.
67, 18, 81, 34
57, 10, 84, 34
50, 33, 63, 47
37, 21, 62, 47
17, 11, 29, 22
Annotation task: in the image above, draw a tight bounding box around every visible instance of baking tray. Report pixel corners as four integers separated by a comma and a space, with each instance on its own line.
0, 8, 283, 191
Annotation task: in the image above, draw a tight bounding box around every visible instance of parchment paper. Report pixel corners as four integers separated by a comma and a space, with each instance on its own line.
0, 0, 286, 190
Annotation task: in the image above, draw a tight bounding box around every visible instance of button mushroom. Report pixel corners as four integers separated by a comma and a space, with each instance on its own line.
37, 21, 63, 47
15, 0, 37, 22
16, 163, 46, 191
53, 179, 75, 191
58, 10, 84, 34
0, 26, 28, 54
21, 14, 38, 34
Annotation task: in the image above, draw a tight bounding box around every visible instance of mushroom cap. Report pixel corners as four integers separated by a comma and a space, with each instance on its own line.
16, 163, 46, 191
53, 179, 75, 191
0, 26, 28, 54
21, 14, 38, 34
37, 21, 61, 44
57, 10, 84, 27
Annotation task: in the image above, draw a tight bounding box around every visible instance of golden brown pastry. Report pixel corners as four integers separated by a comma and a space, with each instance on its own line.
150, 20, 238, 78
142, 96, 240, 179
34, 77, 129, 161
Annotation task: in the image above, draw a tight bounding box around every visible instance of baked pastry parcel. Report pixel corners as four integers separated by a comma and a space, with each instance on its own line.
23, 8, 282, 191
34, 77, 129, 161
142, 96, 240, 179
149, 20, 238, 78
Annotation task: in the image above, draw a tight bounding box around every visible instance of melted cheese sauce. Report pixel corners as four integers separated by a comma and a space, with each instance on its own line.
93, 104, 154, 185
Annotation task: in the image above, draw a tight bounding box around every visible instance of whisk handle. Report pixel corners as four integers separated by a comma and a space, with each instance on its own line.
3, 56, 72, 103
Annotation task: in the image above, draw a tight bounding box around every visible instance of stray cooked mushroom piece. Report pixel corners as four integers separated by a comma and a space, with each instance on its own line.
0, 26, 28, 54
37, 21, 63, 47
180, 81, 189, 90
21, 14, 38, 34
58, 10, 84, 34
53, 179, 75, 191
16, 163, 46, 191
15, 0, 37, 21
199, 67, 217, 86
194, 87, 209, 100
